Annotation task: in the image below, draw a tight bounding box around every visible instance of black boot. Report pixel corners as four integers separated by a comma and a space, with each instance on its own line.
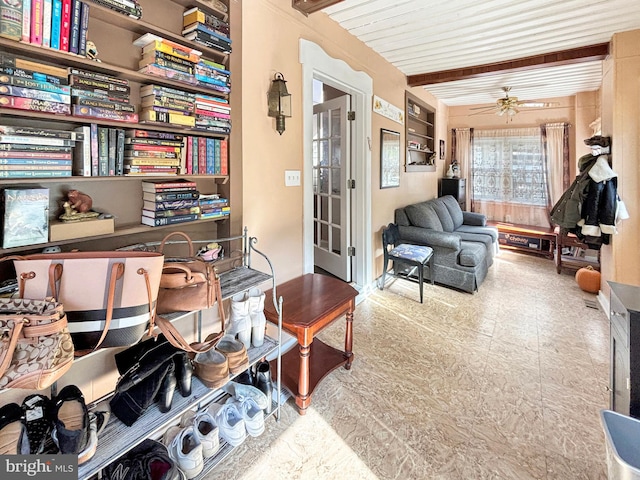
174, 352, 193, 397
253, 360, 273, 414
155, 364, 177, 413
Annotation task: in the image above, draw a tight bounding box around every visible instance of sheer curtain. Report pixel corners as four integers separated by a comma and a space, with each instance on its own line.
451, 128, 473, 209
541, 122, 570, 213
471, 128, 549, 226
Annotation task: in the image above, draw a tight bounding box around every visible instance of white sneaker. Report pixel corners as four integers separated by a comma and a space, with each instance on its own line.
222, 381, 269, 411
180, 409, 219, 459
233, 397, 265, 437
207, 402, 246, 447
163, 426, 204, 479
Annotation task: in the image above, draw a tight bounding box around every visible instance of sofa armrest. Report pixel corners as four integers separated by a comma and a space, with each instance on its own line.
462, 211, 487, 227
397, 225, 461, 250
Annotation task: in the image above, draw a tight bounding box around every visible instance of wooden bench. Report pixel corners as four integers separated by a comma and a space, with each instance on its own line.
487, 221, 557, 259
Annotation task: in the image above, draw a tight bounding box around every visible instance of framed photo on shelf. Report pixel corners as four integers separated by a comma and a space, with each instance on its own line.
380, 128, 400, 188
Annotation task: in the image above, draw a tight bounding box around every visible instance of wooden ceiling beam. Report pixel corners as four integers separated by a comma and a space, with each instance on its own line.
407, 43, 610, 87
292, 0, 345, 15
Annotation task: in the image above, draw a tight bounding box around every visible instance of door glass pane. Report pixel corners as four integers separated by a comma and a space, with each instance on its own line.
332, 227, 341, 254
319, 111, 329, 138
320, 223, 329, 249
331, 168, 341, 194
313, 194, 318, 218
312, 114, 318, 140
331, 109, 341, 137
331, 139, 341, 167
319, 168, 329, 194
320, 196, 328, 222
319, 140, 329, 167
312, 141, 319, 167
313, 223, 318, 245
313, 168, 319, 194
332, 197, 341, 224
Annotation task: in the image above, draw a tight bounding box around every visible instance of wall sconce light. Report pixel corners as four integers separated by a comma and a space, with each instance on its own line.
267, 72, 291, 135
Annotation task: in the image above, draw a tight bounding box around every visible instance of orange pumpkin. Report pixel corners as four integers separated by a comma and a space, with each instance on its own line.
575, 265, 601, 293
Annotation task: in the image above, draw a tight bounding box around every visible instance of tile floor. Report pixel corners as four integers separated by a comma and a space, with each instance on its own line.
211, 251, 610, 479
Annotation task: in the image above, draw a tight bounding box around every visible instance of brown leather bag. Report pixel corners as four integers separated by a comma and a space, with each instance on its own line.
155, 232, 225, 353
0, 298, 74, 390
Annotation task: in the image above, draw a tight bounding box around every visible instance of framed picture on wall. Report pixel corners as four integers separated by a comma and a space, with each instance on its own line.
380, 128, 400, 188
440, 139, 445, 160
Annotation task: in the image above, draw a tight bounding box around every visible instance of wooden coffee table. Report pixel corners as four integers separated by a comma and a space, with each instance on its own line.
263, 274, 358, 415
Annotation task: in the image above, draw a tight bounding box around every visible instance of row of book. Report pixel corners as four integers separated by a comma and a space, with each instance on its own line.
0, 123, 228, 178
0, 0, 92, 55
133, 33, 231, 97
141, 179, 229, 227
182, 6, 231, 55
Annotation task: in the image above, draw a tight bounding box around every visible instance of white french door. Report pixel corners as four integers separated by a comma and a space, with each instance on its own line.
312, 95, 351, 281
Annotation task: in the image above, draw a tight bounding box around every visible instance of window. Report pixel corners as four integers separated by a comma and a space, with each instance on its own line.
472, 129, 546, 206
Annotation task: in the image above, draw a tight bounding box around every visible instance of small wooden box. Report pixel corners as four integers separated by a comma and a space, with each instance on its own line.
49, 218, 115, 241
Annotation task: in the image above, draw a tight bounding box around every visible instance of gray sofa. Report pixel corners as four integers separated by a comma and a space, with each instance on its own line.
394, 195, 498, 293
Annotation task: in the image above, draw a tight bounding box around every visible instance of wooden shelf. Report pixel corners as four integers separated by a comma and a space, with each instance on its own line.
408, 147, 434, 154
407, 113, 433, 127
407, 130, 433, 141
406, 164, 436, 172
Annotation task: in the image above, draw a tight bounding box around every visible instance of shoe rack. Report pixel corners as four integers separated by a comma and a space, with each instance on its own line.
73, 228, 285, 480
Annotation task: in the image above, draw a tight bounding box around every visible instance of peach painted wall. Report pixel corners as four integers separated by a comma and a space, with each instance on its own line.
600, 28, 640, 292
238, 0, 448, 283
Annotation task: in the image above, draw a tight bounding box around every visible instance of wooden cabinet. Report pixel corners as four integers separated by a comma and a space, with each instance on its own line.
609, 282, 640, 418
405, 92, 436, 172
439, 177, 466, 210
0, 0, 233, 257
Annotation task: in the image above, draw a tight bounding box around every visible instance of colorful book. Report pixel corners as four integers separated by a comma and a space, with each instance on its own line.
30, 0, 43, 45
59, 0, 71, 52
0, 52, 68, 78
21, 0, 31, 43
78, 0, 89, 56
182, 22, 231, 45
0, 84, 70, 103
0, 125, 81, 140
72, 125, 91, 176
97, 126, 108, 176
141, 179, 197, 192
142, 191, 199, 203
89, 122, 98, 176
0, 151, 71, 159
68, 0, 81, 54
0, 0, 23, 40
0, 169, 70, 177
107, 127, 116, 175
1, 187, 49, 248
0, 134, 75, 146
115, 128, 124, 176
182, 8, 229, 35
139, 109, 195, 127
125, 129, 183, 140
220, 138, 227, 175
41, 0, 52, 47
0, 144, 71, 152
0, 158, 71, 165
135, 34, 201, 63
73, 97, 136, 112
72, 105, 138, 123
142, 207, 199, 218
140, 213, 198, 227
50, 0, 62, 49
143, 198, 199, 212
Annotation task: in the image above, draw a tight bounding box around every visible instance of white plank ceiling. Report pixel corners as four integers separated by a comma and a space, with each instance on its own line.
323, 0, 640, 106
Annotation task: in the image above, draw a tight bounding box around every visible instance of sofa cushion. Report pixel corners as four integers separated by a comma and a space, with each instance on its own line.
458, 241, 485, 267
431, 199, 455, 232
456, 225, 499, 242
440, 195, 464, 228
405, 203, 443, 231
395, 208, 410, 227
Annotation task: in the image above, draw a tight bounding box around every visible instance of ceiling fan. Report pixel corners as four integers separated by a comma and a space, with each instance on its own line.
471, 87, 559, 118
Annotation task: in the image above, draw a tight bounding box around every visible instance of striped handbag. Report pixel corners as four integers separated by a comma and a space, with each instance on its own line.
10, 251, 164, 356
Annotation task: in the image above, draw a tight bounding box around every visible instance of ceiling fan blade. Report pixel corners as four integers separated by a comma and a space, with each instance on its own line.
517, 101, 560, 108
469, 105, 497, 111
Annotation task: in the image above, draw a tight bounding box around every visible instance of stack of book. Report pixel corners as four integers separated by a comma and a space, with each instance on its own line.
124, 129, 184, 176
194, 93, 230, 134
0, 0, 92, 55
198, 193, 229, 220
134, 34, 200, 87
141, 179, 200, 227
0, 52, 70, 114
195, 58, 230, 95
182, 7, 231, 55
0, 124, 81, 178
182, 136, 227, 175
70, 68, 137, 123
138, 84, 196, 128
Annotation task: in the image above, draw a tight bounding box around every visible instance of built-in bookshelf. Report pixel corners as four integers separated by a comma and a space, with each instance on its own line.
405, 91, 436, 172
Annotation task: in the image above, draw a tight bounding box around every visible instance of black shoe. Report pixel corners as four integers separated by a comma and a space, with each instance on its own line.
156, 363, 177, 413
52, 385, 90, 459
235, 366, 254, 386
0, 403, 29, 454
253, 361, 273, 415
22, 394, 52, 454
174, 352, 193, 397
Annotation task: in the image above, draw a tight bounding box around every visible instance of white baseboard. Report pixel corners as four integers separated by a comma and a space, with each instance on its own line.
598, 289, 610, 319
